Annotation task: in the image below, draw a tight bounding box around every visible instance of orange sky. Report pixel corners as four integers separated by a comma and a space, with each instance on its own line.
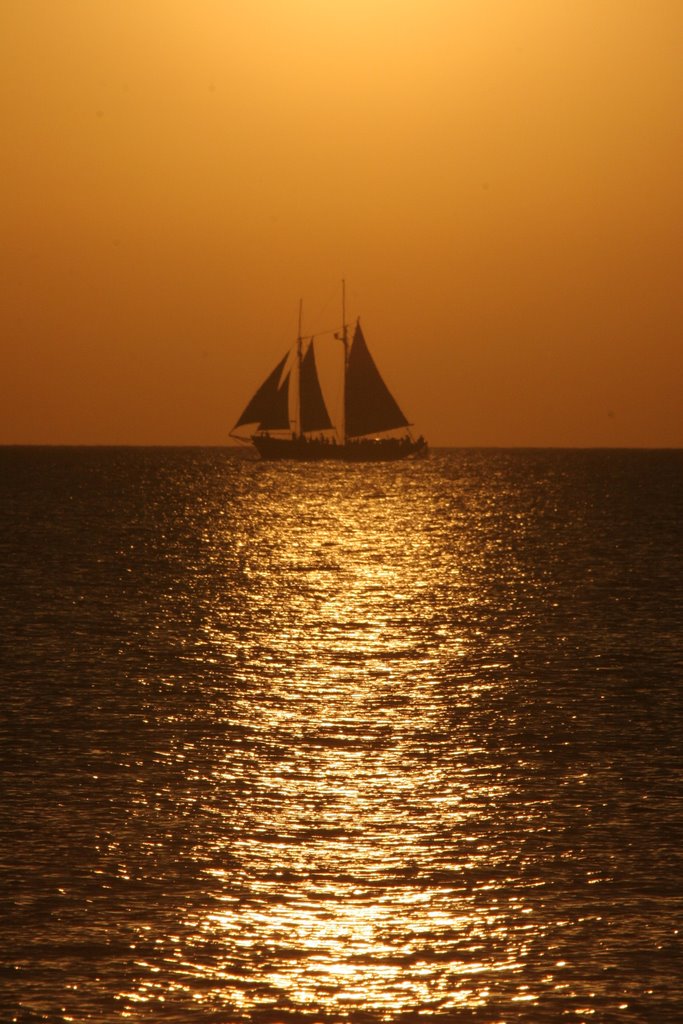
2, 0, 681, 446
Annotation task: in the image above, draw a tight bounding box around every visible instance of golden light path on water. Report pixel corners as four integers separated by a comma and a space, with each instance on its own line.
121, 457, 623, 1020
5, 449, 682, 1023
207, 466, 504, 1017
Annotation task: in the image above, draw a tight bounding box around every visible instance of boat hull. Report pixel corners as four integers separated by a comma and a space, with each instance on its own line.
252, 435, 427, 462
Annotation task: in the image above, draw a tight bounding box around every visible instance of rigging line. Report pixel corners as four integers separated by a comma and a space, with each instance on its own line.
299, 325, 350, 342
309, 283, 340, 334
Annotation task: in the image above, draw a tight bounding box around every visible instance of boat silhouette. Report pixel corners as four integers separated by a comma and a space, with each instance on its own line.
231, 286, 427, 462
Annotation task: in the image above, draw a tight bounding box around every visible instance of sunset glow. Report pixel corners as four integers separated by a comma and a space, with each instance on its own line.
2, 1, 681, 445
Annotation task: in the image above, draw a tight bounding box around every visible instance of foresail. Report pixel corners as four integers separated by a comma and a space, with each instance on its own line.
300, 339, 332, 433
345, 323, 410, 438
260, 371, 291, 430
233, 353, 289, 431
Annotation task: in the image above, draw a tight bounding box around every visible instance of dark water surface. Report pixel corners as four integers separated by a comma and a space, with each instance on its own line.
1, 447, 682, 1023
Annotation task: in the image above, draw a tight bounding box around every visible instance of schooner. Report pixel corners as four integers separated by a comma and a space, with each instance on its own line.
231, 287, 427, 462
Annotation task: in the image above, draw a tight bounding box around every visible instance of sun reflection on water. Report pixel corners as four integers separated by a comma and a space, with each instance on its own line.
104, 457, 662, 1022
132, 464, 551, 1017
6, 450, 681, 1023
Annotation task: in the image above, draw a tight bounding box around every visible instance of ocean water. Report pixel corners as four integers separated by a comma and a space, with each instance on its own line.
1, 446, 682, 1024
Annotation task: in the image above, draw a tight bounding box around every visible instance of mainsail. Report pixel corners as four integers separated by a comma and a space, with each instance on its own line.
300, 339, 332, 433
233, 353, 290, 431
344, 323, 410, 438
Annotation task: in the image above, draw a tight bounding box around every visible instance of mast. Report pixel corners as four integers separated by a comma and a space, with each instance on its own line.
341, 279, 349, 445
296, 298, 303, 438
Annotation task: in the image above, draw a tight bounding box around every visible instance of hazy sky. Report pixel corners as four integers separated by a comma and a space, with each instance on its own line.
2, 1, 681, 446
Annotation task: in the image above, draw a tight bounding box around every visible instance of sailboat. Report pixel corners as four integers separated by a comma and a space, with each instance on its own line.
231, 289, 427, 462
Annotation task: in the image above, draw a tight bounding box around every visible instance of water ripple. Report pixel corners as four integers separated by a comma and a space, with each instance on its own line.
1, 448, 682, 1022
